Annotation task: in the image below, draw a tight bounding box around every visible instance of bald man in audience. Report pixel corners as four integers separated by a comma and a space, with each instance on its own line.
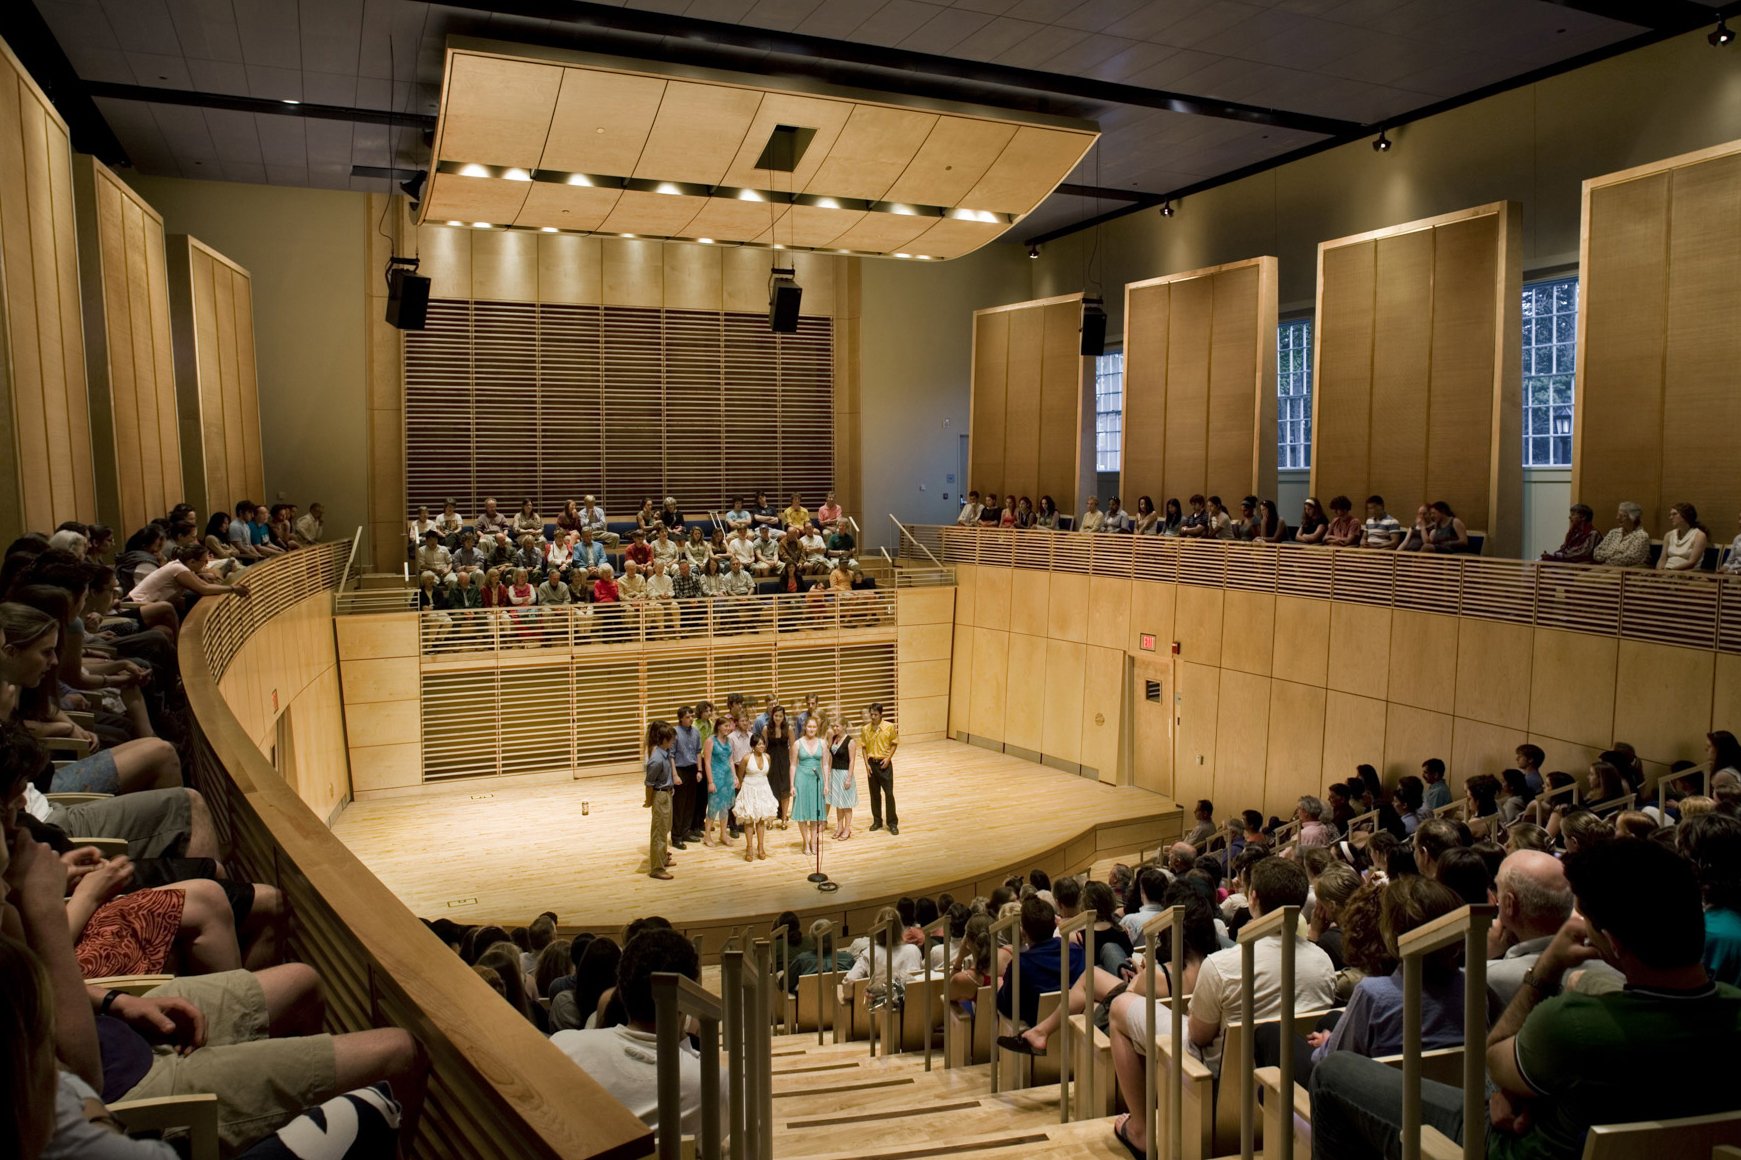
1166, 842, 1197, 879
1486, 850, 1574, 1005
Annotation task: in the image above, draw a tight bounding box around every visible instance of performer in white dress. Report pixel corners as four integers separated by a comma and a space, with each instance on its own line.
733, 734, 780, 861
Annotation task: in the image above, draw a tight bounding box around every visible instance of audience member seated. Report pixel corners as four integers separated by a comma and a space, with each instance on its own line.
1035, 496, 1061, 530
1309, 838, 1741, 1160
1203, 495, 1232, 539
956, 490, 984, 526
1485, 850, 1574, 1004
1722, 508, 1741, 574
1323, 495, 1361, 546
1297, 497, 1329, 544
1078, 496, 1105, 533
1594, 501, 1651, 567
1100, 497, 1132, 534
292, 503, 325, 547
996, 895, 1085, 1032
1361, 495, 1402, 549
1541, 503, 1597, 563
1676, 812, 1741, 986
1657, 501, 1709, 571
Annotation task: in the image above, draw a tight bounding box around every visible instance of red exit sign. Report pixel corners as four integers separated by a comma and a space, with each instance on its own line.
1139, 633, 1156, 652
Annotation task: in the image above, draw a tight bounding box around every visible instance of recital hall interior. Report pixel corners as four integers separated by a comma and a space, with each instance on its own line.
5, 2, 1741, 1158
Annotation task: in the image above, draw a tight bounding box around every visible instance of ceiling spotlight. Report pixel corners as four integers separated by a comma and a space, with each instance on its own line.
459, 163, 489, 178
1712, 16, 1735, 45
1027, 243, 1040, 259
566, 174, 593, 187
502, 167, 531, 182
655, 182, 682, 196
540, 226, 558, 233
470, 222, 491, 229
398, 168, 426, 205
737, 188, 763, 201
698, 237, 714, 244
1160, 200, 1175, 217
1372, 130, 1393, 152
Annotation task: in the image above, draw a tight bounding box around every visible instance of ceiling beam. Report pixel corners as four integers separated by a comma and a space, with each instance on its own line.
1535, 0, 1718, 29
82, 82, 437, 131
2, 2, 128, 164
431, 0, 1363, 138
1054, 183, 1155, 202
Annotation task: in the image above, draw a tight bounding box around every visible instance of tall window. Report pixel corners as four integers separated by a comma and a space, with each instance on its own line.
1277, 318, 1313, 470
1095, 351, 1123, 473
1522, 276, 1578, 468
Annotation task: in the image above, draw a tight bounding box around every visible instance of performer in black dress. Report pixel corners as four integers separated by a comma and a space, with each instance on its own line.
763, 703, 793, 829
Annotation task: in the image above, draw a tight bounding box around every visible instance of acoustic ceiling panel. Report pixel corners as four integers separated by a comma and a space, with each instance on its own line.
421, 39, 1098, 260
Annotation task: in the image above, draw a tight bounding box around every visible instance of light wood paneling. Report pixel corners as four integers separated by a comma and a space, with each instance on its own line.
1717, 654, 1741, 733
968, 627, 1010, 739
949, 622, 973, 736
1265, 680, 1326, 815
899, 658, 951, 700
1528, 628, 1618, 750
1003, 632, 1047, 752
897, 585, 955, 625
1127, 579, 1176, 657
1047, 571, 1089, 644
166, 235, 265, 520
1612, 640, 1715, 766
1383, 703, 1454, 785
1327, 602, 1391, 700
349, 742, 424, 794
1215, 668, 1271, 817
1272, 596, 1330, 688
1175, 660, 1220, 806
1082, 644, 1125, 782
0, 39, 96, 538
1320, 689, 1388, 788
1041, 638, 1087, 765
340, 657, 422, 705
1174, 585, 1224, 668
1087, 576, 1132, 652
1221, 589, 1275, 677
335, 614, 420, 661
1453, 618, 1533, 731
1576, 142, 1741, 534
1312, 204, 1522, 554
74, 157, 183, 535
1009, 568, 1051, 638
896, 622, 953, 663
953, 564, 978, 625
970, 294, 1089, 515
975, 564, 1012, 629
344, 699, 423, 749
1451, 717, 1521, 791
1386, 611, 1459, 711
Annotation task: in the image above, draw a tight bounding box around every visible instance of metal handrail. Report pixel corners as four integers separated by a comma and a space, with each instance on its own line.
652, 973, 723, 1160
808, 919, 840, 1046
920, 915, 952, 1071
1657, 762, 1713, 815
891, 515, 946, 570
1587, 791, 1636, 817
1055, 910, 1096, 1122
1237, 905, 1302, 1160
1270, 818, 1302, 846
1396, 904, 1497, 1160
1522, 779, 1580, 825
339, 526, 363, 590
987, 908, 1023, 1094
862, 912, 900, 1059
1140, 905, 1187, 1160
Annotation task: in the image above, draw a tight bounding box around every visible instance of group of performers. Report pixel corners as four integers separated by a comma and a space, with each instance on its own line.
642, 697, 899, 879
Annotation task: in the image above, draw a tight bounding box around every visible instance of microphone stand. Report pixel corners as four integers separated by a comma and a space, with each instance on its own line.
809, 749, 838, 893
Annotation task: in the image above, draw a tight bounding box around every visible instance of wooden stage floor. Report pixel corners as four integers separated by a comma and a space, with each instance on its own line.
331, 740, 1182, 940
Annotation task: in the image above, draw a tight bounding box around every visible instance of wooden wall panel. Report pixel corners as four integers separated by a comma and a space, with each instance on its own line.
1160, 277, 1211, 504
0, 39, 96, 538
167, 235, 265, 521
1312, 204, 1521, 554
1122, 281, 1168, 501
1578, 141, 1741, 534
74, 157, 184, 534
969, 294, 1089, 516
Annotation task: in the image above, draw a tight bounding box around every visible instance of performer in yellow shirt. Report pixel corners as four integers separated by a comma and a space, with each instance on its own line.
857, 703, 900, 835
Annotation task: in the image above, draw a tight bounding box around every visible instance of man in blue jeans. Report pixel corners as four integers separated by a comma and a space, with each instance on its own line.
1308, 838, 1741, 1159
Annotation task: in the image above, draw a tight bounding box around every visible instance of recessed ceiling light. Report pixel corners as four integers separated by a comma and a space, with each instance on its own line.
737, 188, 763, 202
916, 255, 933, 260
445, 220, 464, 227
621, 233, 637, 239
698, 237, 714, 244
540, 226, 559, 233
503, 168, 531, 182
773, 243, 784, 250
460, 163, 489, 178
655, 182, 682, 196
950, 208, 976, 221
889, 204, 915, 216
281, 99, 300, 105
814, 197, 840, 209
895, 252, 911, 259
471, 222, 491, 229
566, 174, 592, 187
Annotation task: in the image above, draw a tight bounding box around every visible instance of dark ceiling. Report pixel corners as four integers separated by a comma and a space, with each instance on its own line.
8, 0, 1730, 247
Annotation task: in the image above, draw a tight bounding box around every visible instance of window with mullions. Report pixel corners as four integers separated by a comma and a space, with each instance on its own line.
1095, 351, 1123, 473
1522, 277, 1578, 468
1277, 319, 1313, 470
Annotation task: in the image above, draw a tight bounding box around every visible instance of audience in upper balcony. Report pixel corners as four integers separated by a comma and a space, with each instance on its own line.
1132, 496, 1159, 535
1078, 496, 1105, 533
1101, 497, 1132, 534
1594, 501, 1651, 567
1658, 502, 1709, 571
1324, 495, 1362, 546
1541, 503, 1597, 563
1361, 496, 1403, 549
1297, 497, 1329, 544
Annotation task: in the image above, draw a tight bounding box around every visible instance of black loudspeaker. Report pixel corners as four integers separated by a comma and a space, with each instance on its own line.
1080, 298, 1107, 356
769, 275, 801, 334
386, 269, 430, 330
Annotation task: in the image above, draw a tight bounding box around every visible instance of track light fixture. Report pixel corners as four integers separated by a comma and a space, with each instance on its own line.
399, 168, 426, 207
1160, 199, 1176, 217
1027, 243, 1040, 259
1372, 130, 1393, 152
1712, 16, 1735, 45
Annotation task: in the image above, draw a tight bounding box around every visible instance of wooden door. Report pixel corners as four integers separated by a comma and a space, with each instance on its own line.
1130, 656, 1174, 795
1081, 644, 1126, 784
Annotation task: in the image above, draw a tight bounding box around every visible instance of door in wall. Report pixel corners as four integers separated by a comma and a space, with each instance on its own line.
1081, 644, 1126, 784
1130, 656, 1173, 796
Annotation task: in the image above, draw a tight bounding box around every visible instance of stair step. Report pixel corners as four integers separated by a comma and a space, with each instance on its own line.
773, 1087, 1061, 1148
789, 1112, 1133, 1160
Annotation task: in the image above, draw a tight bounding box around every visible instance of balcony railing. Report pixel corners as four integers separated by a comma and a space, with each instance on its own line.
915, 525, 1741, 654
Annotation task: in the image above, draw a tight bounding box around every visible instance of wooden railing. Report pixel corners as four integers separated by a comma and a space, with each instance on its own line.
180, 542, 653, 1160
1140, 905, 1188, 1160
988, 908, 1023, 1095
1237, 906, 1303, 1160
914, 525, 1741, 654
919, 914, 953, 1072
652, 974, 723, 1160
1056, 910, 1097, 1123
1400, 904, 1497, 1160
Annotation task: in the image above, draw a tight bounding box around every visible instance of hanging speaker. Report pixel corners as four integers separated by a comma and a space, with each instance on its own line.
769, 268, 801, 334
386, 268, 430, 330
1080, 297, 1106, 356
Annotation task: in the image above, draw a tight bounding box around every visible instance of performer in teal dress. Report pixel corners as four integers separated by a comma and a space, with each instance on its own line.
705, 717, 739, 848
791, 716, 828, 855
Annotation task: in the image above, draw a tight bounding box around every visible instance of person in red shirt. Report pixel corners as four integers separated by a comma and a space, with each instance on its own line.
1541, 503, 1598, 563
625, 531, 653, 569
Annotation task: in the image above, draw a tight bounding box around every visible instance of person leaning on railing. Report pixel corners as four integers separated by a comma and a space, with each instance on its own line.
1309, 837, 1741, 1160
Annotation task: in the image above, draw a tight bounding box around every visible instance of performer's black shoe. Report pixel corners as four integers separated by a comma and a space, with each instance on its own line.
888, 825, 900, 836
671, 839, 687, 850
869, 821, 883, 832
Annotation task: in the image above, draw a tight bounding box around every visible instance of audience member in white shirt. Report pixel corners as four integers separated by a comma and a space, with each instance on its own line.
956, 491, 984, 526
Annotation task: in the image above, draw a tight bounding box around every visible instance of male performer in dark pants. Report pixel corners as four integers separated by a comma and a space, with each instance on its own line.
670, 706, 701, 848
858, 702, 900, 835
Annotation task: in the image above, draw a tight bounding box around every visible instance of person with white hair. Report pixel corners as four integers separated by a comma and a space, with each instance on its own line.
1485, 850, 1574, 1004
1297, 795, 1334, 848
46, 528, 88, 557
1593, 501, 1651, 567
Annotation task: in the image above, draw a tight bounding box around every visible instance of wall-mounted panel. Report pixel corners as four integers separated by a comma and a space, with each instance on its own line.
970, 294, 1090, 516
1311, 203, 1522, 555
1121, 257, 1277, 506
74, 157, 183, 534
0, 39, 96, 538
1575, 141, 1741, 536
166, 234, 264, 521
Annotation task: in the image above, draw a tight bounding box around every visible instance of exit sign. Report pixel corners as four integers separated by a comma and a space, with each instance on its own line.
1139, 633, 1156, 652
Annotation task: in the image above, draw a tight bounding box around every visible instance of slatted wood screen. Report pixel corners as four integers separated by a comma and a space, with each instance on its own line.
1311, 203, 1522, 556
404, 299, 833, 516
1575, 140, 1741, 537
74, 156, 184, 536
0, 38, 97, 539
1121, 257, 1278, 507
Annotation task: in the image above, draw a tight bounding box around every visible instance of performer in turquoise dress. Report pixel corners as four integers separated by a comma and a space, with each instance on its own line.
791, 715, 828, 855
705, 717, 739, 848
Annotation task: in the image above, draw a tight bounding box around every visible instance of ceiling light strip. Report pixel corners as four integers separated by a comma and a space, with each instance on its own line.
427, 217, 936, 259
432, 160, 1009, 222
